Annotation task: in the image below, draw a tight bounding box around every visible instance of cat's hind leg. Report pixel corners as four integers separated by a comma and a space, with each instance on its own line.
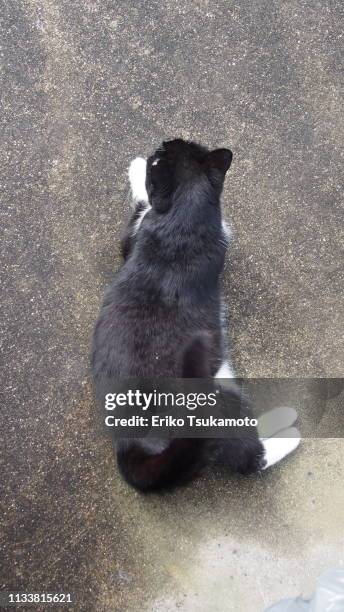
215, 407, 300, 474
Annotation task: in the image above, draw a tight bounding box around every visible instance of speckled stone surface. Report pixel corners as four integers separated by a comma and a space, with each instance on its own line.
1, 1, 343, 610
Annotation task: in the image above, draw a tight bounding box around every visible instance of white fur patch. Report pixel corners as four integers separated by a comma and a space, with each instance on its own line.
128, 157, 149, 205
261, 427, 301, 469
132, 204, 151, 236
214, 360, 235, 379
221, 220, 232, 241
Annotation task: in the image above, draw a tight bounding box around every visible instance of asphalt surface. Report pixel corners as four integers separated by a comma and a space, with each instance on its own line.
1, 1, 343, 611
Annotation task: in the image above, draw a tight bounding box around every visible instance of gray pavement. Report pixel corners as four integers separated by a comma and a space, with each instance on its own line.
1, 1, 343, 611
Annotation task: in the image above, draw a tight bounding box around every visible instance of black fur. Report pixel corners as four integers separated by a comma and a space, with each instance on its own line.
91, 139, 265, 491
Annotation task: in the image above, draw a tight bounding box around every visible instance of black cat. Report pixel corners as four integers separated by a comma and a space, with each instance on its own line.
91, 139, 299, 491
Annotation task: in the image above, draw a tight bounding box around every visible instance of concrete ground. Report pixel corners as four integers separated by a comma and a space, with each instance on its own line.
1, 1, 343, 610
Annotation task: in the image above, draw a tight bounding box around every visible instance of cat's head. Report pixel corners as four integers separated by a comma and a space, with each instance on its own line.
146, 139, 232, 213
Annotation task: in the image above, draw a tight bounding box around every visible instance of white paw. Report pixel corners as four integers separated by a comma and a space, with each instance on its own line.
128, 157, 148, 205
261, 427, 301, 469
258, 406, 298, 440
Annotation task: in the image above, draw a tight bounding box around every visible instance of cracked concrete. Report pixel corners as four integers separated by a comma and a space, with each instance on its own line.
1, 1, 343, 610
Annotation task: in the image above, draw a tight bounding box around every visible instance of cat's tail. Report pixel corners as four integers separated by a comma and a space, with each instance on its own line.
116, 437, 206, 491
116, 333, 211, 491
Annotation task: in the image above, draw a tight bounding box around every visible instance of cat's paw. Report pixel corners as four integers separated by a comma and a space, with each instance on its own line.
258, 406, 298, 439
128, 157, 148, 205
261, 427, 301, 469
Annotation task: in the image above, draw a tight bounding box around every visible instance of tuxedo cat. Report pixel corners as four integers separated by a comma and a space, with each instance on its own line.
91, 139, 300, 491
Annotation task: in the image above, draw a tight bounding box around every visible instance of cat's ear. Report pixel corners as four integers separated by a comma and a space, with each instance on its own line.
204, 148, 233, 193
205, 148, 233, 174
